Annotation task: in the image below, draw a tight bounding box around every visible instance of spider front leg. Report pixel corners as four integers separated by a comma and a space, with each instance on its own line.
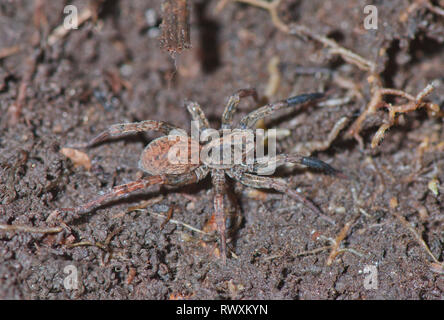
251, 153, 346, 178
221, 88, 259, 129
238, 92, 324, 129
70, 120, 182, 148
228, 169, 335, 225
211, 169, 228, 263
185, 101, 210, 132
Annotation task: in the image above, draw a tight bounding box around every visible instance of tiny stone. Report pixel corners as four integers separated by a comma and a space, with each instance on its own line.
186, 201, 195, 211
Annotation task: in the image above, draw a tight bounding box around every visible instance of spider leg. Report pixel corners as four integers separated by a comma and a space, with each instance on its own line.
211, 169, 228, 263
227, 168, 335, 225
48, 167, 209, 223
238, 92, 324, 129
221, 88, 258, 129
251, 153, 345, 177
48, 176, 166, 222
185, 101, 210, 130
292, 116, 349, 155
71, 120, 182, 148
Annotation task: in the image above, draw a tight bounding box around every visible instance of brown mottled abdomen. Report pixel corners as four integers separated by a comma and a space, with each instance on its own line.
139, 136, 201, 175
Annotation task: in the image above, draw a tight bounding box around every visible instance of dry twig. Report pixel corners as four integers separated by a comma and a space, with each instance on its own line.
392, 209, 442, 266
7, 49, 40, 125
228, 0, 375, 71
47, 7, 93, 46
0, 223, 63, 234
160, 0, 191, 54
347, 81, 440, 149
325, 216, 359, 266
0, 45, 21, 60
134, 208, 210, 236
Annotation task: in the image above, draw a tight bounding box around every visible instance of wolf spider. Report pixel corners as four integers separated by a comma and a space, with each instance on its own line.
50, 89, 344, 263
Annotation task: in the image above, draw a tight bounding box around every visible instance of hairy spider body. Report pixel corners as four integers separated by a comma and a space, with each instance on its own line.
139, 136, 201, 175
53, 89, 345, 263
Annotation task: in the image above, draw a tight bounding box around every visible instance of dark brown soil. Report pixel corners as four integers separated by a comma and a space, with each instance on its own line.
0, 0, 443, 300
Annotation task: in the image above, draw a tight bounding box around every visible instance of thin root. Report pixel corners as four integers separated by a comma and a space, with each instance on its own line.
47, 8, 93, 46
347, 81, 440, 149
135, 208, 210, 236
0, 223, 63, 234
230, 0, 375, 71
392, 209, 441, 265
324, 215, 360, 266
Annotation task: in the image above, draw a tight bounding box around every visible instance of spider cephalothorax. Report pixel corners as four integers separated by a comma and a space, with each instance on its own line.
51, 89, 346, 263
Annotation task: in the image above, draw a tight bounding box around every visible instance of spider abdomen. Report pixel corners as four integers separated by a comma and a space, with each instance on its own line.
139, 136, 201, 175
